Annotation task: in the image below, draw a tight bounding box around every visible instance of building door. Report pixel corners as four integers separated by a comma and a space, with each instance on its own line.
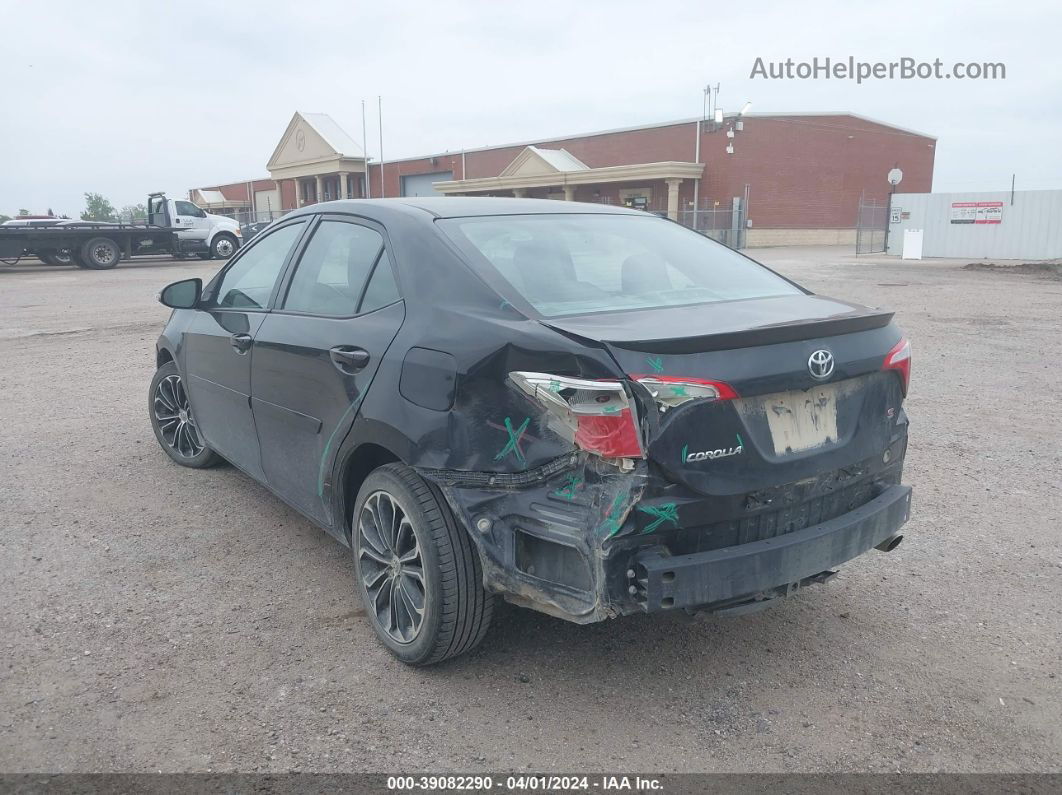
400, 172, 452, 197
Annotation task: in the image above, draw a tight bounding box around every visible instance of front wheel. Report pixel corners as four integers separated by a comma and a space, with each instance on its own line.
211, 233, 238, 259
352, 464, 494, 665
149, 362, 222, 468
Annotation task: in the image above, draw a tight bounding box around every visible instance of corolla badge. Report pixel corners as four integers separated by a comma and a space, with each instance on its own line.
682, 435, 744, 464
808, 349, 834, 380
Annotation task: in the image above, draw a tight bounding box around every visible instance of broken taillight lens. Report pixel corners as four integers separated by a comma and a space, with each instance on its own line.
630, 374, 739, 411
509, 372, 644, 459
882, 337, 912, 395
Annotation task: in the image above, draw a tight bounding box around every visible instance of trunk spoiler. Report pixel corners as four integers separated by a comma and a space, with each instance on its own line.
541, 295, 895, 354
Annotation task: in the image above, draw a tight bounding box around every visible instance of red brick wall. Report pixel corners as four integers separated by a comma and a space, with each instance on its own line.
205, 114, 935, 228
696, 115, 935, 228
366, 114, 934, 228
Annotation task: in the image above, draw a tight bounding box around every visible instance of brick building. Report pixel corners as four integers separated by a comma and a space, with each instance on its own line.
191, 110, 935, 246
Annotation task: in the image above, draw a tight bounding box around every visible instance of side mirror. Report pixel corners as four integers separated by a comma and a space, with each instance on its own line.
158, 278, 202, 309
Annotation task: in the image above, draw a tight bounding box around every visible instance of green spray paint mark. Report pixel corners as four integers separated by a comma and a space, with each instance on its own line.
647, 356, 664, 373
552, 473, 582, 500
671, 384, 689, 397
598, 491, 628, 538
602, 405, 620, 414
494, 416, 530, 464
548, 379, 562, 393
680, 444, 688, 465
316, 392, 368, 498
499, 299, 513, 311
637, 502, 679, 533
736, 433, 744, 448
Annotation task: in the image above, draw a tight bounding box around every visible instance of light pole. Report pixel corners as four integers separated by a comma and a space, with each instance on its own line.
884, 166, 903, 253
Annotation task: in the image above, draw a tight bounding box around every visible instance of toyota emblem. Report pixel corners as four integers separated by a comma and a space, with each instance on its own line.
808, 349, 834, 380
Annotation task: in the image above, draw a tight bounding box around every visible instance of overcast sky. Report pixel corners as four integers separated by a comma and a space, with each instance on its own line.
2, 0, 1059, 216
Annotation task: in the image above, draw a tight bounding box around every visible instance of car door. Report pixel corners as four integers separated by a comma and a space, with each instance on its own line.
250, 214, 405, 526
181, 218, 308, 479
173, 199, 211, 244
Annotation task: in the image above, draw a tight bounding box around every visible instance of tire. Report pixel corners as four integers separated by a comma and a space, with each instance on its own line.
352, 464, 494, 665
70, 249, 91, 269
40, 250, 73, 266
148, 362, 222, 469
79, 236, 121, 269
210, 233, 238, 259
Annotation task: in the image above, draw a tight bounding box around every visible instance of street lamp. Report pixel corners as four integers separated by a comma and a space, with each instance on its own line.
884, 166, 903, 253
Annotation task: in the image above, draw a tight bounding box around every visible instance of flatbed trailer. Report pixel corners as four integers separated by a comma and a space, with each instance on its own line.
0, 222, 188, 269
0, 192, 242, 269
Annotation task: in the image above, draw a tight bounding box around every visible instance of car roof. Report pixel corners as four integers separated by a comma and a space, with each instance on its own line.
287, 196, 647, 220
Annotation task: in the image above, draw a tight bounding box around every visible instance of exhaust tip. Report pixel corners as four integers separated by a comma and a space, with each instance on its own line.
875, 534, 903, 553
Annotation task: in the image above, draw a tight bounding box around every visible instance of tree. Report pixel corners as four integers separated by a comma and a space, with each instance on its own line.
0, 214, 10, 224
81, 193, 117, 222
18, 209, 29, 216
119, 203, 147, 223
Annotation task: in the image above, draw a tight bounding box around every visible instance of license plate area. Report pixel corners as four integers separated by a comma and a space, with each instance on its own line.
761, 385, 839, 455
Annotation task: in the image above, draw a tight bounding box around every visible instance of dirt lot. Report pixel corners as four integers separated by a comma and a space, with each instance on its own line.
1, 248, 1060, 773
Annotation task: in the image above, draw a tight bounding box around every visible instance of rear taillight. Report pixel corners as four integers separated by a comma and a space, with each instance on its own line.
509, 372, 644, 459
630, 374, 739, 411
882, 338, 912, 395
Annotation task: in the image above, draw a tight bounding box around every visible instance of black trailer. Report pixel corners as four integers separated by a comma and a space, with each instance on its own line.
0, 193, 235, 269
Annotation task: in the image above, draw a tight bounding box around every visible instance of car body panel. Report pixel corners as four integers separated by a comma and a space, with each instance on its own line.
250, 300, 406, 525
180, 309, 267, 480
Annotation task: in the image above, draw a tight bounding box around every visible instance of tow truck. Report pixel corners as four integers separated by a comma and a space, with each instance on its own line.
0, 193, 241, 269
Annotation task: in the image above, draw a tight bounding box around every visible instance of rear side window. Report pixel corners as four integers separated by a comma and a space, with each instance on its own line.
438, 214, 801, 317
359, 250, 400, 313
215, 221, 305, 309
282, 220, 385, 317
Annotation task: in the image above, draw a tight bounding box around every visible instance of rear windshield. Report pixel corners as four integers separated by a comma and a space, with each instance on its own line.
438, 213, 801, 318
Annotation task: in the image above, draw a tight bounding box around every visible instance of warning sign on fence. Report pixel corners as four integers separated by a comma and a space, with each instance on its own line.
950, 201, 1003, 224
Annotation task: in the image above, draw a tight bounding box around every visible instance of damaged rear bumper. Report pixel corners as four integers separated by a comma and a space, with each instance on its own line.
629, 484, 912, 613
422, 452, 911, 624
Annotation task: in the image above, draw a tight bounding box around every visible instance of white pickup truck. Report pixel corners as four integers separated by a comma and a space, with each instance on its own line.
147, 193, 242, 260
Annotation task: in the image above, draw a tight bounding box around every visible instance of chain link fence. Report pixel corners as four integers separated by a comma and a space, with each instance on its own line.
855, 197, 888, 254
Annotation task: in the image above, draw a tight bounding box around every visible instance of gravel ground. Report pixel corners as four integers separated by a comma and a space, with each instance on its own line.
1, 248, 1060, 773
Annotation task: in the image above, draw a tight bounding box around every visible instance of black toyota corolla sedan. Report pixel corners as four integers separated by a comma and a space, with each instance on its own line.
150, 197, 912, 665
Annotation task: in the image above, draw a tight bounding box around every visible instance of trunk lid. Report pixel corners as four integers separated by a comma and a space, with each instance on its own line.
543, 294, 906, 497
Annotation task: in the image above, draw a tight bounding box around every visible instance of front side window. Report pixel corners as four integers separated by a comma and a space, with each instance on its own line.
175, 201, 205, 218
438, 214, 802, 317
282, 220, 385, 317
214, 221, 305, 309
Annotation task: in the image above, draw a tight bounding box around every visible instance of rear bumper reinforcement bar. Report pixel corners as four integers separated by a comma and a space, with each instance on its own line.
630, 484, 912, 612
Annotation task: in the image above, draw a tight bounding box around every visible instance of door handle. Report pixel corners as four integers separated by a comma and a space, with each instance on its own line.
230, 333, 253, 354
329, 345, 370, 373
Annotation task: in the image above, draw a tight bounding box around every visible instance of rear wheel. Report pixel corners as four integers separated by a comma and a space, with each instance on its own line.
39, 250, 73, 266
352, 464, 493, 665
79, 236, 121, 269
149, 362, 222, 468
